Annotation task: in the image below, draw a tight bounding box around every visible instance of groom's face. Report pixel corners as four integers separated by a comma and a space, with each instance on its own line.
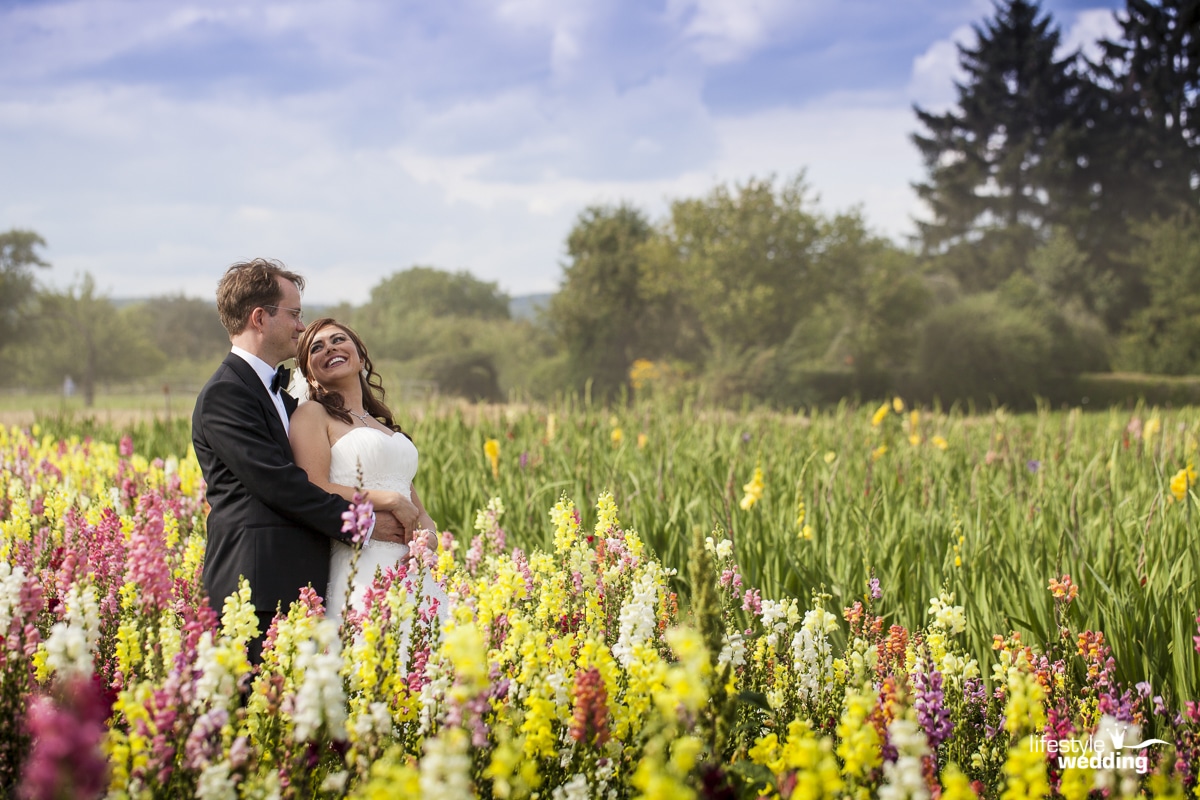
263, 277, 306, 365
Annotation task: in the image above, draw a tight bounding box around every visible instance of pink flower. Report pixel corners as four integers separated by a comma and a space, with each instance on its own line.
18, 675, 110, 800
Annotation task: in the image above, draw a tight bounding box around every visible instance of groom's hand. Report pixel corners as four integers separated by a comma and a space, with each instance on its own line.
372, 513, 408, 544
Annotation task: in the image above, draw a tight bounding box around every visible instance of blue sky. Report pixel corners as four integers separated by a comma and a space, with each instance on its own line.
0, 0, 1123, 304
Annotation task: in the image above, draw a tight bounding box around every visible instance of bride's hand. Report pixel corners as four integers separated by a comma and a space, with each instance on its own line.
389, 500, 420, 536
366, 490, 405, 512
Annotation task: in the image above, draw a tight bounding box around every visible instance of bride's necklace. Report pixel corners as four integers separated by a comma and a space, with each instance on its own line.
349, 409, 373, 426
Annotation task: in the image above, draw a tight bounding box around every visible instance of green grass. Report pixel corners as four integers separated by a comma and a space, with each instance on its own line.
15, 394, 1200, 705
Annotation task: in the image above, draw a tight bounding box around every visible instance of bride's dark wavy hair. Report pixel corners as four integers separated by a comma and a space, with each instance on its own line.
295, 317, 405, 435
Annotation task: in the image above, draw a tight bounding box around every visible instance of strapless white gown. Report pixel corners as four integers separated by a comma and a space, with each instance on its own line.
326, 426, 448, 624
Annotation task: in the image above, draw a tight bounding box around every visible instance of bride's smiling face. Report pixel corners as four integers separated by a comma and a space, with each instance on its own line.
302, 323, 365, 388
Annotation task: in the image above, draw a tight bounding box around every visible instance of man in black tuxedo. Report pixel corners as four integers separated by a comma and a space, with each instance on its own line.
191, 258, 399, 657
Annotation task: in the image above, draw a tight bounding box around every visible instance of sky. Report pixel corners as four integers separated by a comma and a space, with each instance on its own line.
0, 0, 1124, 305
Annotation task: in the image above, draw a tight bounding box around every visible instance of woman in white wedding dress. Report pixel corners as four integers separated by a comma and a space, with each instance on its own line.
288, 317, 448, 624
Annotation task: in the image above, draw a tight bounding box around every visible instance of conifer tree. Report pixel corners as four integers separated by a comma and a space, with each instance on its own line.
1076, 0, 1200, 327
912, 0, 1083, 291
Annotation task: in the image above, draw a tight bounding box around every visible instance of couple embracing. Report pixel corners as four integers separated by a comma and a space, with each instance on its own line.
191, 258, 446, 660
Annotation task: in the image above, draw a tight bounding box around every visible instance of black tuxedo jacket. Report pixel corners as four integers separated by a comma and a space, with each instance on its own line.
192, 352, 354, 616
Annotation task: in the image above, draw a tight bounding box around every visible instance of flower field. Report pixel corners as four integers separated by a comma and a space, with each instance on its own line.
3, 399, 1200, 798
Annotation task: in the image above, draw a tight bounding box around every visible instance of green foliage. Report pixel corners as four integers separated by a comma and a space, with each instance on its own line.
129, 294, 228, 362
0, 229, 50, 364
345, 267, 554, 401
915, 292, 1056, 407
419, 350, 503, 403
14, 274, 166, 404
657, 175, 828, 355
1118, 212, 1200, 375
547, 204, 685, 400
913, 0, 1082, 288
371, 398, 1200, 705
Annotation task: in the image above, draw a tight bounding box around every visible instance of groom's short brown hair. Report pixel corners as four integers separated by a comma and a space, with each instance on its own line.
216, 258, 306, 336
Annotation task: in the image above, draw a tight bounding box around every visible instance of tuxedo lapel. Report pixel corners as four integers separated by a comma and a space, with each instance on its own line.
224, 354, 292, 452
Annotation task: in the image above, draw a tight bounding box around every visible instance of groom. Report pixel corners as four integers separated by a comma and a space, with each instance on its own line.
192, 258, 399, 656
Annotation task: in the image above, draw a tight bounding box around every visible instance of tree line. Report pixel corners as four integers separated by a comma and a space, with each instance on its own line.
1, 0, 1196, 408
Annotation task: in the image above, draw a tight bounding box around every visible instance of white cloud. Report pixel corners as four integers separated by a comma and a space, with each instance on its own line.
665, 0, 810, 64
1060, 8, 1121, 63
907, 25, 973, 112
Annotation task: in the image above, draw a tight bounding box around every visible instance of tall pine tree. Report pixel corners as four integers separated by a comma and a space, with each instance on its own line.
912, 0, 1083, 291
1076, 0, 1200, 328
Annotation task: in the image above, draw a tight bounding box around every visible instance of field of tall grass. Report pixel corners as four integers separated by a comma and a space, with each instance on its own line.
20, 396, 1200, 703
5, 397, 1200, 797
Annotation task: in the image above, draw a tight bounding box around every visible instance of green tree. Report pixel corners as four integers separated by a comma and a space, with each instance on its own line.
1118, 212, 1200, 374
0, 229, 50, 345
548, 204, 690, 399
814, 214, 931, 375
913, 0, 1084, 290
659, 175, 827, 356
19, 275, 166, 404
353, 266, 511, 363
1072, 0, 1200, 327
131, 294, 228, 362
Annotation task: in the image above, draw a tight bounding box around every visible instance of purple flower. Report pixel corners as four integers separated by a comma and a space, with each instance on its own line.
18, 676, 110, 800
341, 493, 375, 546
1026, 459, 1040, 473
912, 658, 953, 749
869, 576, 882, 600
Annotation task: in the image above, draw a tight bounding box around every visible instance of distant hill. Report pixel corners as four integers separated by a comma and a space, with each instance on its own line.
510, 293, 552, 321
112, 293, 555, 322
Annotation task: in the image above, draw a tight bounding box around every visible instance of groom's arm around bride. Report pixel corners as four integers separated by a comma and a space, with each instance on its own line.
191, 258, 401, 657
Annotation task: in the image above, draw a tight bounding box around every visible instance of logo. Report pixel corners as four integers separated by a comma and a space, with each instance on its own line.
1030, 717, 1171, 775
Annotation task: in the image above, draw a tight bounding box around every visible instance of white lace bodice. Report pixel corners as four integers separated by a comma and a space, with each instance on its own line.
328, 425, 418, 496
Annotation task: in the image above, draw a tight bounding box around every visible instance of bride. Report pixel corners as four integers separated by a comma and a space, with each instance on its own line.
288, 317, 447, 624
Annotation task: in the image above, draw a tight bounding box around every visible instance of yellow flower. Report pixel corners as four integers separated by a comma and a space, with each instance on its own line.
932, 435, 948, 451
740, 467, 764, 511
1145, 416, 1161, 440
611, 427, 624, 445
908, 433, 921, 446
824, 451, 837, 464
629, 358, 661, 391
546, 413, 557, 441
892, 396, 905, 413
1170, 463, 1196, 502
637, 432, 648, 449
484, 438, 500, 478
871, 403, 889, 427
871, 444, 887, 461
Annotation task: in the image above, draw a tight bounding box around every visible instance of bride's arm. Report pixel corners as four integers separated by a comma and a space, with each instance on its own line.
289, 404, 418, 525
408, 485, 437, 538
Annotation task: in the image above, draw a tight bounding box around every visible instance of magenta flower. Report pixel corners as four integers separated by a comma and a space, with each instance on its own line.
341, 492, 374, 546
18, 675, 110, 800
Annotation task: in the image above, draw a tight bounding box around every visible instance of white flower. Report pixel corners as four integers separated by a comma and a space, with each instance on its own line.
319, 771, 349, 793
42, 584, 101, 678
879, 716, 930, 800
927, 592, 967, 635
0, 563, 27, 637
553, 774, 591, 800
420, 728, 472, 798
613, 563, 663, 668
718, 632, 746, 669
291, 620, 348, 742
195, 761, 237, 800
802, 606, 840, 635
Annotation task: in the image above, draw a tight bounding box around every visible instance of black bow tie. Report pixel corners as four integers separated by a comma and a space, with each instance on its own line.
270, 365, 291, 394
